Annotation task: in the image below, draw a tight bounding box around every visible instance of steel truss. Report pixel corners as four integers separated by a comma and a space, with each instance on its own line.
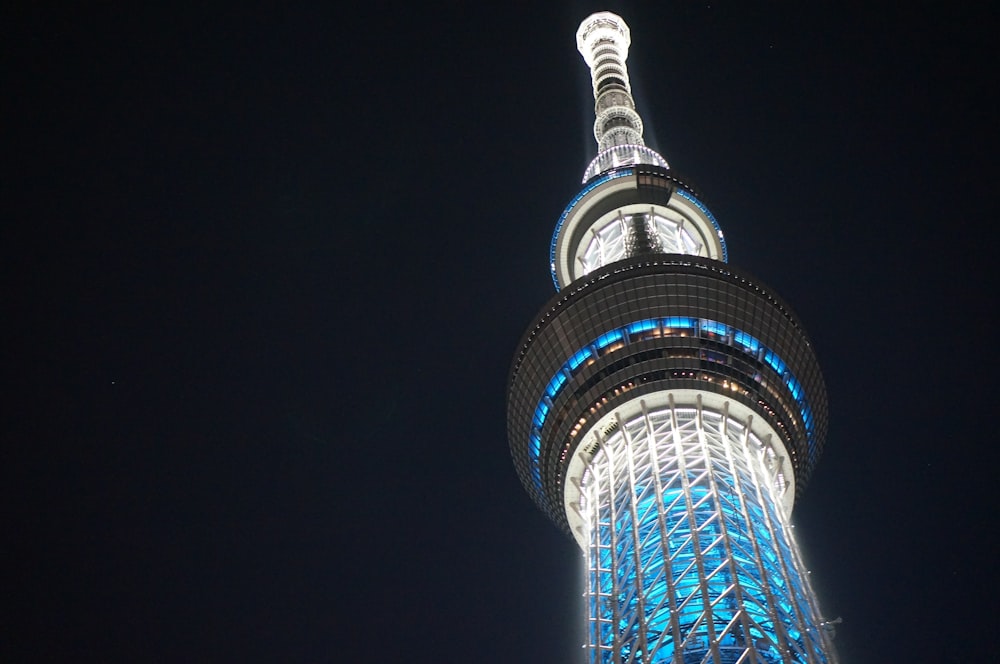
581, 397, 834, 664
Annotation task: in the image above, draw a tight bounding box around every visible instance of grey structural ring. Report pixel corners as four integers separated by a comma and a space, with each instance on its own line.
507, 256, 828, 531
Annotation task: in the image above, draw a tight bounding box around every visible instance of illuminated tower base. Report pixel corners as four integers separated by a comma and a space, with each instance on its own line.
579, 394, 827, 663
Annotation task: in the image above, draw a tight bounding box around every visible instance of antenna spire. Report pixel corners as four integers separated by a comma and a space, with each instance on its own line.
576, 12, 669, 180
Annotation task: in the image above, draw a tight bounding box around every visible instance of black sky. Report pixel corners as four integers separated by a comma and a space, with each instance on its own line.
4, 2, 996, 662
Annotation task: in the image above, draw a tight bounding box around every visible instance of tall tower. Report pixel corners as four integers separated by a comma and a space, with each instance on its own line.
507, 13, 837, 664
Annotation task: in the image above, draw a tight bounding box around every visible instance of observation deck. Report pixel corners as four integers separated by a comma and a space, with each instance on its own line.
508, 256, 828, 535
550, 165, 727, 290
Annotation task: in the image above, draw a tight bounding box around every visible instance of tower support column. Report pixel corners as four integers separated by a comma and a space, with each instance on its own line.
581, 396, 830, 664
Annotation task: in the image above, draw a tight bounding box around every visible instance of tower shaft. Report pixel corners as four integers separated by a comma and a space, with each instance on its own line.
583, 396, 828, 663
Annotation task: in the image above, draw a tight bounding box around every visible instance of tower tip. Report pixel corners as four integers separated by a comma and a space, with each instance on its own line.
576, 12, 631, 66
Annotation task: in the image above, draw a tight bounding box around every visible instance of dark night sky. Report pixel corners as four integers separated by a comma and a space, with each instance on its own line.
4, 2, 996, 662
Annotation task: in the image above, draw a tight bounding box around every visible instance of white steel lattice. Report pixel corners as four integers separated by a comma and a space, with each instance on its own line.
580, 213, 706, 275
580, 397, 834, 664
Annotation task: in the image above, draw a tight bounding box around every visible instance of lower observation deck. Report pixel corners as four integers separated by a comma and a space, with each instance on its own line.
507, 256, 828, 532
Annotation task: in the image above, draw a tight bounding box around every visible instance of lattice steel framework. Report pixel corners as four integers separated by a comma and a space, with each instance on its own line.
582, 397, 828, 664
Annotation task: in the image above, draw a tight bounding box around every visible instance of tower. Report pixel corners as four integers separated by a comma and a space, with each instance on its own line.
507, 12, 837, 664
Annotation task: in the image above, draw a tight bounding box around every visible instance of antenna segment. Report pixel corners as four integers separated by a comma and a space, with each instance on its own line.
577, 12, 669, 181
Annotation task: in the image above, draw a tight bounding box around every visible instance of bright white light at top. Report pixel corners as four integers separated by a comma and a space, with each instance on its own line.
583, 144, 668, 182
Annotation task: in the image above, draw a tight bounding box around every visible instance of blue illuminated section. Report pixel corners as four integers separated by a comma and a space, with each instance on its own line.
525, 318, 815, 492
545, 370, 568, 399
549, 168, 634, 290
594, 329, 624, 350
673, 188, 729, 263
763, 349, 787, 376
568, 347, 593, 371
700, 319, 729, 337
626, 320, 658, 335
734, 330, 761, 354
663, 316, 697, 329
590, 482, 828, 663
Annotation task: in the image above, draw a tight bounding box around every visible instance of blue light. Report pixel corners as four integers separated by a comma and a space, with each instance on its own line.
734, 330, 761, 353
595, 330, 624, 350
763, 350, 787, 376
626, 319, 658, 335
568, 347, 593, 371
787, 376, 803, 400
545, 370, 568, 399
700, 319, 729, 336
532, 401, 549, 428
529, 431, 541, 456
662, 316, 697, 329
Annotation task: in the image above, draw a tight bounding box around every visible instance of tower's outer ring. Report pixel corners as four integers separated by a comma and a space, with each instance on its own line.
508, 257, 828, 532
550, 166, 727, 289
